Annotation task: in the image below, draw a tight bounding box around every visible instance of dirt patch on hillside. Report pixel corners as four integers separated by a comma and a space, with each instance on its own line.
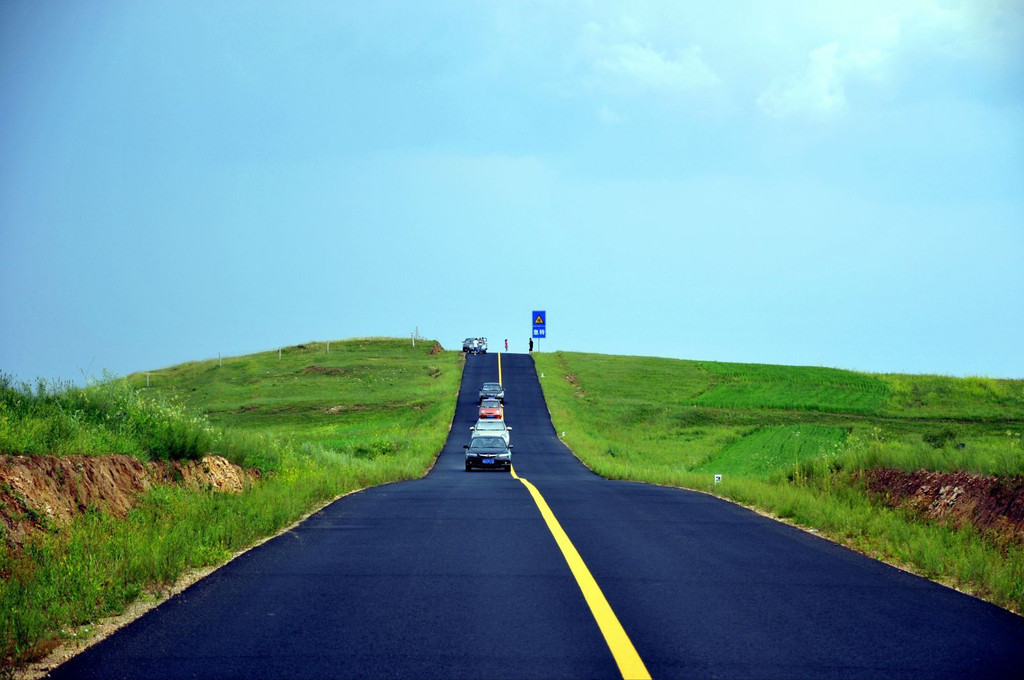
563, 373, 586, 398
555, 353, 587, 399
0, 454, 258, 551
324, 404, 372, 415
864, 468, 1024, 545
302, 364, 346, 376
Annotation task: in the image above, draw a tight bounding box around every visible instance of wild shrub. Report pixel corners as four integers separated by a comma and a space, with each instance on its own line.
0, 373, 217, 462
922, 427, 958, 449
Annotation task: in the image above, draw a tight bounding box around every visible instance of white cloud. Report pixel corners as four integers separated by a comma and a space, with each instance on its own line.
757, 42, 849, 118
579, 22, 720, 96
756, 33, 900, 119
754, 0, 1022, 119
593, 42, 720, 94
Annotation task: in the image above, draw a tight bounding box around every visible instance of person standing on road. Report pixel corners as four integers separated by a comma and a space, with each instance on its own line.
529, 338, 533, 353
505, 339, 508, 352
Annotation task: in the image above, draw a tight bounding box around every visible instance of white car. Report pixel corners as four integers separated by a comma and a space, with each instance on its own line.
462, 337, 488, 354
470, 419, 511, 445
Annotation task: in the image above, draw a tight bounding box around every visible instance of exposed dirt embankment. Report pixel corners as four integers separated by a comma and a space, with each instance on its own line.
864, 468, 1024, 544
0, 454, 257, 550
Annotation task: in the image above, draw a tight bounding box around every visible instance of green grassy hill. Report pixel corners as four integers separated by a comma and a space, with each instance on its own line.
534, 351, 1024, 612
130, 338, 459, 467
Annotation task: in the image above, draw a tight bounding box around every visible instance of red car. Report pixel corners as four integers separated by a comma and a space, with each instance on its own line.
478, 398, 504, 419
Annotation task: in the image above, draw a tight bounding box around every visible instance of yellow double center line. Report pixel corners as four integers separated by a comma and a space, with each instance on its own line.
502, 351, 649, 680
510, 465, 650, 680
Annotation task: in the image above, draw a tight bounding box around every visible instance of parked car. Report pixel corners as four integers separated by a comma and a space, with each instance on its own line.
464, 436, 512, 471
470, 419, 511, 445
478, 398, 503, 419
478, 382, 504, 403
462, 337, 488, 354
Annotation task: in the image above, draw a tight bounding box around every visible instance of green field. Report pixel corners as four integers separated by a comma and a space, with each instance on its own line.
537, 352, 1024, 480
534, 351, 1024, 612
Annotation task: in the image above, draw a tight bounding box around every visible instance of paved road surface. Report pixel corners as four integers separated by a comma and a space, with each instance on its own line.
49, 353, 1024, 679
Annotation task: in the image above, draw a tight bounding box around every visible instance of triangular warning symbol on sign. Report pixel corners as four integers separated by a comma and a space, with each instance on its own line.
535, 316, 544, 324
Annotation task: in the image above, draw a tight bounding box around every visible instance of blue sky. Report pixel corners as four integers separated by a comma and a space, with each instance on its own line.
2, 1, 1022, 383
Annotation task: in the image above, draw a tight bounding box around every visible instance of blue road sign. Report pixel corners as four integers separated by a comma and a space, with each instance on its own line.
532, 310, 546, 338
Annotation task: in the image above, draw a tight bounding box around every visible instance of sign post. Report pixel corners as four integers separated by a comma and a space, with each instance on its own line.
532, 310, 546, 351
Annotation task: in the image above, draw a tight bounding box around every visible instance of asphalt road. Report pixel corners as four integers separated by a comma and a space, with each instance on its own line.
49, 353, 1024, 679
